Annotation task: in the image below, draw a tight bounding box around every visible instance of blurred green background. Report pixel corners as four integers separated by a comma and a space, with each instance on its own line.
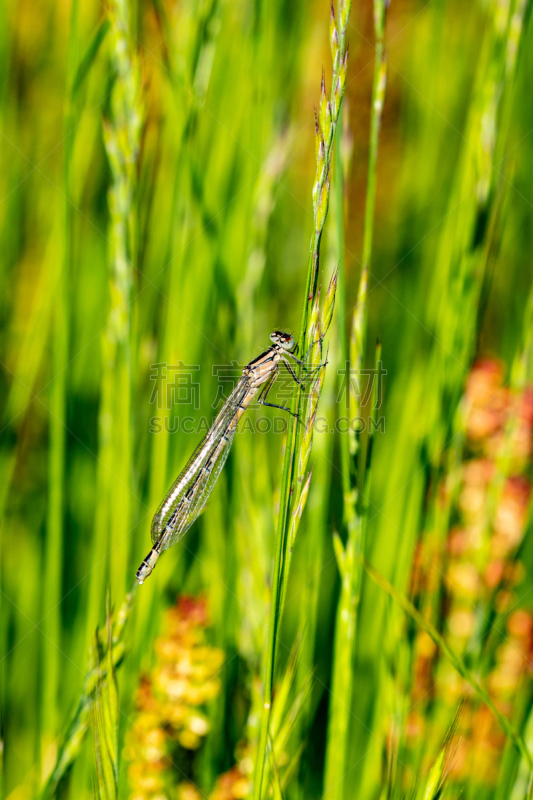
2, 0, 533, 798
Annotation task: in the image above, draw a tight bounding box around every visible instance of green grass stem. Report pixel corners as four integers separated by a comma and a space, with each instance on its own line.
41, 0, 79, 762
39, 591, 133, 800
323, 2, 388, 796
253, 3, 353, 796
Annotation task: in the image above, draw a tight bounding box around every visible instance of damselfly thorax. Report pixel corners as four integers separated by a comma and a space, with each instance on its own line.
136, 330, 306, 584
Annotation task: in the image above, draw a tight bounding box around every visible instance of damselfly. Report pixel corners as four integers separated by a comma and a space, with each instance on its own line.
136, 330, 312, 584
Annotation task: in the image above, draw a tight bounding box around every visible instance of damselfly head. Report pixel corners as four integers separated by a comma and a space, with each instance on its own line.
270, 330, 295, 351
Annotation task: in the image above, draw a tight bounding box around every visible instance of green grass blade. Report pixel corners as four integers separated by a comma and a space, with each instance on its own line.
91, 600, 119, 800
323, 1, 388, 795
253, 3, 353, 795
71, 18, 110, 100
38, 592, 133, 800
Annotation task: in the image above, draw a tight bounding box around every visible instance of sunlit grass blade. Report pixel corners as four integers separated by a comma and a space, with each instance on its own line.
86, 0, 144, 635
323, 0, 388, 793
71, 18, 110, 100
39, 593, 133, 800
91, 599, 119, 800
41, 0, 81, 769
253, 2, 353, 795
421, 705, 462, 800
260, 632, 313, 794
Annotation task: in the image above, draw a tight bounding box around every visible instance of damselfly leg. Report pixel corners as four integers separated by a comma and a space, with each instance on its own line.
258, 370, 300, 420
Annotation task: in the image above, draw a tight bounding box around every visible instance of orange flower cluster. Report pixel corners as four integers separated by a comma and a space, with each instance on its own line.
176, 758, 251, 800
409, 359, 533, 784
465, 359, 533, 465
174, 741, 253, 800
125, 596, 225, 800
208, 742, 253, 800
446, 360, 532, 651
208, 765, 251, 800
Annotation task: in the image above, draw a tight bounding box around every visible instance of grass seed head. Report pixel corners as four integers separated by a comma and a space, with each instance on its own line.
307, 293, 322, 368
319, 70, 329, 136
321, 269, 338, 336
315, 175, 330, 233
330, 2, 340, 62
298, 409, 316, 479
334, 51, 348, 117
340, 0, 353, 32
312, 168, 320, 207
309, 289, 321, 333
317, 136, 326, 178
294, 469, 313, 526
313, 363, 326, 398
314, 107, 321, 159
325, 100, 333, 147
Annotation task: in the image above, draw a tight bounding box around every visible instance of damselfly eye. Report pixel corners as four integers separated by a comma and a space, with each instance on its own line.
270, 330, 295, 350
270, 330, 294, 350
281, 334, 295, 350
